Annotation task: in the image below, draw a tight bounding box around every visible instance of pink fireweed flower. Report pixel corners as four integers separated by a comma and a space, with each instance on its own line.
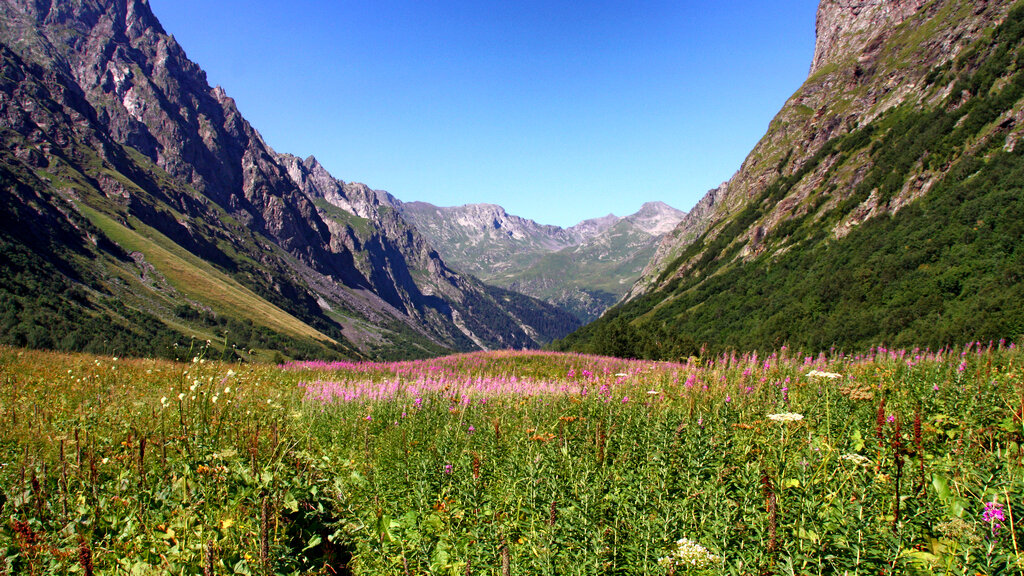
443, 463, 453, 475
982, 501, 1006, 535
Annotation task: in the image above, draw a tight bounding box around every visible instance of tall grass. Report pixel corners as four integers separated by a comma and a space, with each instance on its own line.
1, 343, 1021, 574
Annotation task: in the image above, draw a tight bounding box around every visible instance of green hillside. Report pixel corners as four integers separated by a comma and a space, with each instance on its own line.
555, 2, 1024, 359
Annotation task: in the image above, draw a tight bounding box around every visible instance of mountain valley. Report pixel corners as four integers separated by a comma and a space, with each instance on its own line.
398, 200, 685, 322
0, 0, 580, 361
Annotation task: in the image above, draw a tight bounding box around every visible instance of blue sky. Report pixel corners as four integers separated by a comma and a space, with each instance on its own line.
149, 0, 820, 227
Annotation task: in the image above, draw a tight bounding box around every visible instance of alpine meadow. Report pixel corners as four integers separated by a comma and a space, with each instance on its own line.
2, 0, 1024, 574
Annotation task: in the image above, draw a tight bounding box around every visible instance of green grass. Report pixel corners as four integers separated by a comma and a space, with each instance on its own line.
1, 343, 1021, 574
74, 203, 336, 346
313, 199, 373, 237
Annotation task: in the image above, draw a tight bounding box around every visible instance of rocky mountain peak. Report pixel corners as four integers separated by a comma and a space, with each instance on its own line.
811, 0, 929, 75
624, 202, 687, 236
5, 0, 164, 41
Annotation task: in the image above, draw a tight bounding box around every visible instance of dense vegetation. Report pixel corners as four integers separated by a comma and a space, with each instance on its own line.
1, 344, 1021, 574
555, 3, 1024, 360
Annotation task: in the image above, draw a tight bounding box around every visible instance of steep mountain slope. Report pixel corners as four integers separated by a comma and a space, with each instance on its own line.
557, 0, 1024, 358
0, 0, 577, 360
400, 201, 685, 321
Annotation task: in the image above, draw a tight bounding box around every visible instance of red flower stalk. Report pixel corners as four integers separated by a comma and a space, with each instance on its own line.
501, 537, 511, 576
914, 407, 925, 494
761, 472, 778, 553
875, 399, 886, 447
260, 495, 270, 568
204, 539, 214, 576
892, 415, 903, 533
78, 539, 94, 576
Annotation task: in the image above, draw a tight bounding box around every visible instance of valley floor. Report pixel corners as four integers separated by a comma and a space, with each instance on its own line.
0, 344, 1021, 574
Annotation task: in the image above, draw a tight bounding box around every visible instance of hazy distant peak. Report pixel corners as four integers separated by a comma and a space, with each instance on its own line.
625, 202, 687, 236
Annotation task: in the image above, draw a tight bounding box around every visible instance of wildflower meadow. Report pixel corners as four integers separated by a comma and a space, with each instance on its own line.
0, 342, 1022, 574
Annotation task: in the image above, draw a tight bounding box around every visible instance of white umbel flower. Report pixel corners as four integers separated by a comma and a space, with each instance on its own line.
657, 537, 722, 568
807, 369, 842, 379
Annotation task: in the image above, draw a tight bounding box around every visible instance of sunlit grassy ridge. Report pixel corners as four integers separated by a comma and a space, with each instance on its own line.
0, 344, 1022, 574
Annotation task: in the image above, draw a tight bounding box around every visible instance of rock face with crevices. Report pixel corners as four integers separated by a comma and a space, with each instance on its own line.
0, 0, 579, 359
811, 0, 931, 75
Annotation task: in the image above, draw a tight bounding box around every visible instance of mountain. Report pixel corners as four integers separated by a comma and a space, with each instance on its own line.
556, 0, 1024, 358
398, 201, 686, 322
0, 0, 578, 361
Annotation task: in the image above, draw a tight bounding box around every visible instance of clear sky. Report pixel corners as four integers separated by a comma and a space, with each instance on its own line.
149, 0, 820, 227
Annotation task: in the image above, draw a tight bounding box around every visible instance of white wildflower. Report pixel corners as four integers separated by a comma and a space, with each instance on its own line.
807, 369, 842, 379
768, 412, 804, 423
841, 453, 871, 466
178, 392, 185, 401
658, 537, 722, 568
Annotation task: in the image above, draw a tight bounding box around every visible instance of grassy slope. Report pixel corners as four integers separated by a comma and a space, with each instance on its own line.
75, 203, 336, 344
556, 2, 1024, 358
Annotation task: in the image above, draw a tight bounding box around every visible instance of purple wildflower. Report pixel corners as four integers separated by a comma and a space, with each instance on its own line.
982, 501, 1006, 536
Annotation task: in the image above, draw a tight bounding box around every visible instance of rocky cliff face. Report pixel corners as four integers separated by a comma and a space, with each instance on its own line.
6, 0, 332, 255
634, 0, 1010, 295
0, 0, 578, 359
811, 0, 930, 75
560, 0, 1024, 356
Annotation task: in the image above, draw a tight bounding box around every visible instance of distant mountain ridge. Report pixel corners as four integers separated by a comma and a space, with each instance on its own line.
0, 0, 578, 360
399, 201, 685, 322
